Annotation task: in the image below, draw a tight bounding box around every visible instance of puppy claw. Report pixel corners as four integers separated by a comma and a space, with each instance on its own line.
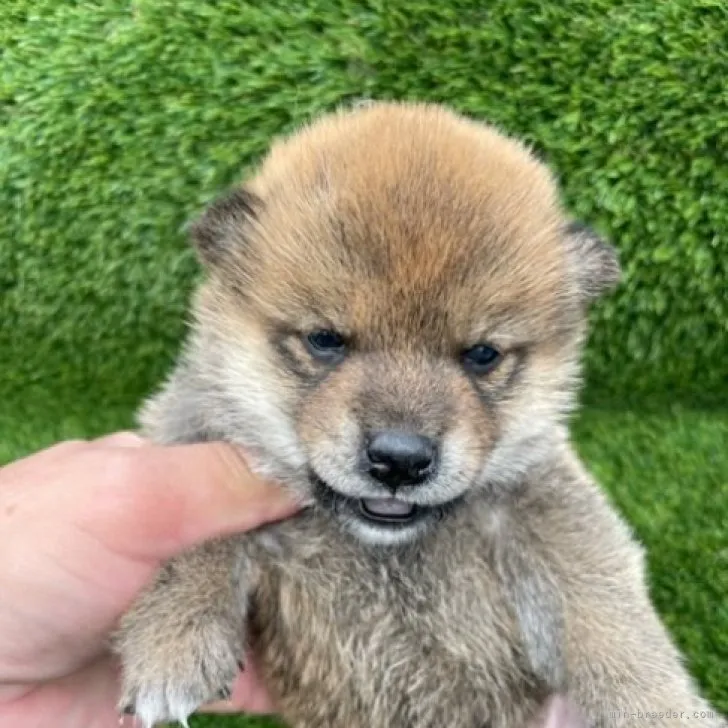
115, 595, 245, 728
117, 637, 241, 727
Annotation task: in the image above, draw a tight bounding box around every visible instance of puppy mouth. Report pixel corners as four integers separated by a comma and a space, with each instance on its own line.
359, 497, 417, 523
309, 472, 460, 532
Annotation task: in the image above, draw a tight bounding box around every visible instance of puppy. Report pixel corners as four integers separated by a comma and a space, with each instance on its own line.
114, 101, 726, 728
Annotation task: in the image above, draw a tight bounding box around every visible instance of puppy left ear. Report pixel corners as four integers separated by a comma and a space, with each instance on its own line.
187, 187, 262, 267
564, 222, 621, 303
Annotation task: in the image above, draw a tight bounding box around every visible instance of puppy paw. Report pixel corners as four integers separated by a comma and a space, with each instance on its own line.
115, 613, 244, 727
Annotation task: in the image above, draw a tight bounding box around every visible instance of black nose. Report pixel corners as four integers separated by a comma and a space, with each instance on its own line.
365, 431, 436, 490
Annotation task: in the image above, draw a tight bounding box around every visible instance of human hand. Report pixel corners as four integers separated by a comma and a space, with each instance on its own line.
0, 433, 301, 728
535, 695, 588, 727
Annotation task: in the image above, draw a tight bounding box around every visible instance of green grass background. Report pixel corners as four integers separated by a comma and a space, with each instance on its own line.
1, 0, 726, 723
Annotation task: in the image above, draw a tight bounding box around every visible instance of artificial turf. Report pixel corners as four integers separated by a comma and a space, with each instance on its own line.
2, 2, 726, 724
2, 401, 726, 723
3, 0, 728, 407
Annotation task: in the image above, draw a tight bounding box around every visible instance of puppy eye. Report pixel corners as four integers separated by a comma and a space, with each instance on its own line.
461, 344, 502, 375
305, 329, 347, 362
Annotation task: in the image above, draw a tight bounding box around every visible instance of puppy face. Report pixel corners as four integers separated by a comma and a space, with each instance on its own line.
186, 102, 619, 546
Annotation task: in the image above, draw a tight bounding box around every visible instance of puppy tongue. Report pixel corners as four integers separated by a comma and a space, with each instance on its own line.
362, 498, 415, 517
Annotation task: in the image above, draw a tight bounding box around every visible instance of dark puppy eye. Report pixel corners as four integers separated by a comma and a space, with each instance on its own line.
305, 329, 347, 362
461, 343, 502, 375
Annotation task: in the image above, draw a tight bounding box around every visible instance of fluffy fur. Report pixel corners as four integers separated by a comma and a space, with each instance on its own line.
113, 102, 725, 728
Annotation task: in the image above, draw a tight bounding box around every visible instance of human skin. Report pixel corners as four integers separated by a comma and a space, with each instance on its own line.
0, 433, 300, 728
0, 433, 584, 728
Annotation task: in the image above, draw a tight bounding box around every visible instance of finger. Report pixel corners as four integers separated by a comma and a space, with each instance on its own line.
134, 441, 303, 558
0, 656, 128, 728
69, 441, 303, 561
534, 695, 587, 728
0, 655, 276, 727
92, 432, 148, 448
1, 438, 89, 470
198, 654, 276, 715
0, 433, 139, 482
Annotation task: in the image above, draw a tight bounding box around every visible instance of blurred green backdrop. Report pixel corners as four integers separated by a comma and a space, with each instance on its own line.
1, 0, 726, 724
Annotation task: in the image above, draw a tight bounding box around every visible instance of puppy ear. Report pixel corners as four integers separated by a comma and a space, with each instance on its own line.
564, 222, 621, 302
187, 187, 261, 266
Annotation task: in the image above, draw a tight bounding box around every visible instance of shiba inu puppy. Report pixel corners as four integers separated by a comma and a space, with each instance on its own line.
114, 102, 725, 727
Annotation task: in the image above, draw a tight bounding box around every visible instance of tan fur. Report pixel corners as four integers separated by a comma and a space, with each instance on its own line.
113, 102, 725, 728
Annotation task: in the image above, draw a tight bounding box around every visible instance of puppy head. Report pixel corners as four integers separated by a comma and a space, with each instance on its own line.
186, 102, 619, 545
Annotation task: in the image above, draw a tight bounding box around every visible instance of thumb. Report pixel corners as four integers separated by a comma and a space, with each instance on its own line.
532, 695, 587, 728
75, 436, 302, 562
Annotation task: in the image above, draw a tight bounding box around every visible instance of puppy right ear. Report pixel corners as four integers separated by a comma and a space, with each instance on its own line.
563, 222, 621, 303
187, 187, 261, 267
